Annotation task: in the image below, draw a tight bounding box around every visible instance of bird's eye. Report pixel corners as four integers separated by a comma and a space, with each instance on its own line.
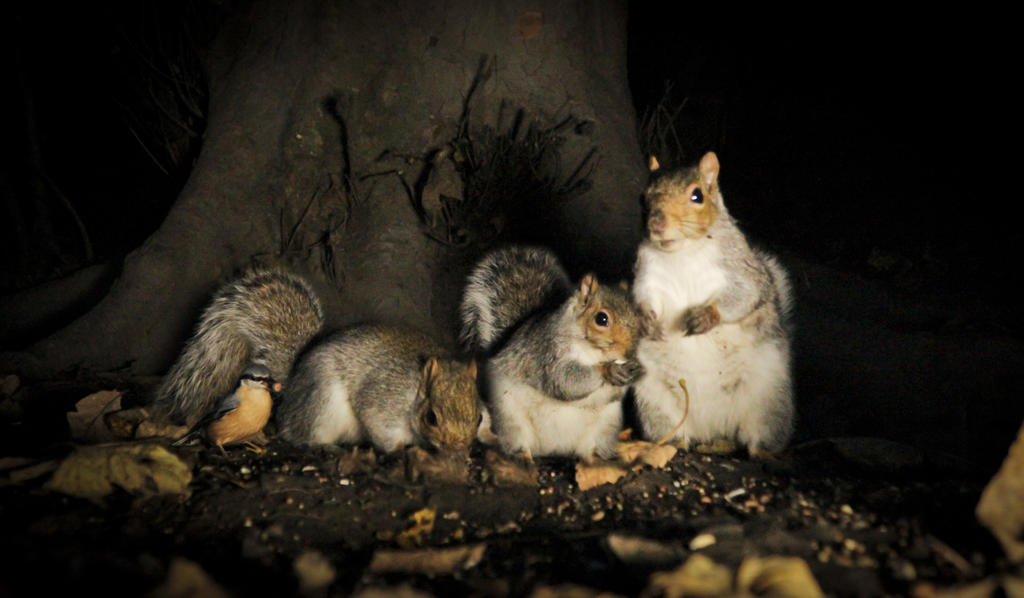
690, 188, 704, 204
594, 311, 610, 327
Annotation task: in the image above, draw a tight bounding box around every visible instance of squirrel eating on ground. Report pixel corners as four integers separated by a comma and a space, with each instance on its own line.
460, 245, 648, 461
631, 152, 794, 457
276, 324, 482, 456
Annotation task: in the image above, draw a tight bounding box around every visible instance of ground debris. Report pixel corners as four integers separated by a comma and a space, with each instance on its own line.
46, 442, 192, 502
146, 557, 230, 598
618, 440, 677, 469
644, 554, 824, 598
294, 549, 336, 595
485, 448, 538, 486
66, 390, 122, 443
976, 420, 1024, 563
529, 583, 627, 598
606, 533, 684, 567
367, 543, 486, 575
575, 459, 628, 490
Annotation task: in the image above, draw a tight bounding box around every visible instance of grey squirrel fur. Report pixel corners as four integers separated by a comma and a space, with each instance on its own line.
460, 246, 648, 460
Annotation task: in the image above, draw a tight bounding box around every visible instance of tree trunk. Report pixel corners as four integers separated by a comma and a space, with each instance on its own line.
19, 0, 644, 378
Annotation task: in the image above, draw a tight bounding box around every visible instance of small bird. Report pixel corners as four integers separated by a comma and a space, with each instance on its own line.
172, 363, 277, 455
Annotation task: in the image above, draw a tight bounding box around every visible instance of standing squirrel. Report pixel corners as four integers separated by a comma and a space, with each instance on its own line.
460, 246, 647, 461
632, 152, 794, 456
276, 324, 482, 455
154, 268, 325, 426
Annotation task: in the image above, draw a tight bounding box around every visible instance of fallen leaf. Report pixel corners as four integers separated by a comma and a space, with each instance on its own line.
617, 441, 677, 470
645, 554, 732, 598
485, 449, 538, 487
136, 419, 190, 441
912, 578, 1003, 598
46, 443, 192, 502
368, 543, 486, 575
606, 534, 682, 567
7, 459, 59, 483
353, 584, 436, 598
294, 550, 335, 595
529, 583, 626, 598
575, 460, 627, 491
736, 556, 825, 598
395, 507, 436, 548
146, 557, 230, 598
66, 390, 122, 443
977, 420, 1024, 563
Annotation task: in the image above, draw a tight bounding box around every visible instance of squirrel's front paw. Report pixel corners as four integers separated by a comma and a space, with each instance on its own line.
639, 305, 664, 341
679, 304, 721, 336
602, 359, 646, 386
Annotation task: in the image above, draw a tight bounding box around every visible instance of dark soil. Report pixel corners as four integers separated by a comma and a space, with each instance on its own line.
0, 380, 1008, 598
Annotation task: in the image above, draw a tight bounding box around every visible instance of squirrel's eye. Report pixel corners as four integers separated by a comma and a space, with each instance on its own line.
690, 188, 704, 204
426, 409, 439, 427
594, 311, 610, 327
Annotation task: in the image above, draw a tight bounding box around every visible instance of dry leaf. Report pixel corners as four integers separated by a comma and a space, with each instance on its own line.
7, 459, 59, 484
575, 460, 627, 491
136, 419, 190, 441
529, 584, 626, 598
977, 420, 1024, 563
395, 507, 436, 548
147, 557, 230, 598
353, 584, 436, 598
606, 534, 682, 567
485, 449, 538, 487
368, 543, 486, 575
66, 390, 122, 443
46, 443, 192, 502
646, 554, 732, 598
294, 550, 335, 595
617, 441, 677, 470
736, 556, 825, 598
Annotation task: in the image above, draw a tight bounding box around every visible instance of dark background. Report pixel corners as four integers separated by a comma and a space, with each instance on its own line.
3, 4, 1020, 471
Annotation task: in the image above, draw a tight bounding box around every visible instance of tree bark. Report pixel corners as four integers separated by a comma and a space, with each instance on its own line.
19, 0, 644, 378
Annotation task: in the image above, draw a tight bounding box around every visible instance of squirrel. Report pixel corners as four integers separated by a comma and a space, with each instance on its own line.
460, 245, 648, 461
631, 151, 794, 457
153, 268, 325, 427
276, 324, 482, 455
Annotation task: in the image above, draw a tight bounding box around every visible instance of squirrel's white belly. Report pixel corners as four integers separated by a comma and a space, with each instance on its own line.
309, 379, 363, 445
634, 243, 727, 321
635, 323, 791, 451
490, 376, 623, 458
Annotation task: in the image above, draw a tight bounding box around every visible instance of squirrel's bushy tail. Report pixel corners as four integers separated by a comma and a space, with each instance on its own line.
154, 268, 324, 425
459, 246, 571, 353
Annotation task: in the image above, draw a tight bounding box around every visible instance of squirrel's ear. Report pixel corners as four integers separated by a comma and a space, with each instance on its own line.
618, 279, 629, 291
699, 152, 719, 189
466, 360, 478, 380
418, 357, 439, 397
423, 357, 441, 380
648, 155, 661, 172
578, 274, 599, 308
